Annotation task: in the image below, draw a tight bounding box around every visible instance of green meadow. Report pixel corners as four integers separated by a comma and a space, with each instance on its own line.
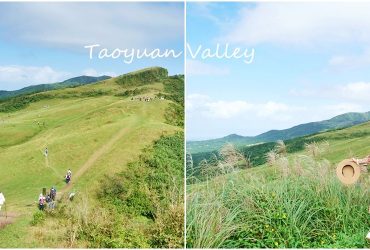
0, 67, 184, 247
187, 121, 370, 248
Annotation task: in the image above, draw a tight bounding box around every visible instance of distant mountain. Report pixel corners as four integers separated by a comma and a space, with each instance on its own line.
187, 111, 370, 153
0, 75, 111, 100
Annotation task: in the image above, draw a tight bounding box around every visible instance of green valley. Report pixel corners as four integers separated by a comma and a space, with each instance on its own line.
0, 67, 184, 248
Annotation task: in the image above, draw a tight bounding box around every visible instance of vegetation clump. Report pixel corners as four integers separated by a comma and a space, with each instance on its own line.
30, 210, 46, 226
115, 87, 148, 97
162, 75, 184, 127
115, 67, 168, 87
0, 93, 52, 112
187, 137, 370, 248
98, 132, 184, 247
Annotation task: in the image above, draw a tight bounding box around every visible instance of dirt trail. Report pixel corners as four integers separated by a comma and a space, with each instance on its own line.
59, 117, 141, 197
0, 212, 18, 229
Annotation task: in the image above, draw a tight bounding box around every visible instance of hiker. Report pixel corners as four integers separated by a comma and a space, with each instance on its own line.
69, 192, 76, 201
65, 169, 72, 184
45, 193, 56, 210
0, 192, 5, 212
65, 174, 71, 184
38, 193, 46, 211
352, 155, 370, 165
44, 147, 48, 157
49, 199, 56, 210
50, 186, 57, 201
45, 194, 52, 209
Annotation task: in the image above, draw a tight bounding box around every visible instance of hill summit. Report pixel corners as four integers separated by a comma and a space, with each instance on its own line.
115, 67, 168, 86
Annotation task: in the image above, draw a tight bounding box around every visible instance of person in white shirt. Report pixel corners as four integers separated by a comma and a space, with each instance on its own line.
0, 192, 5, 211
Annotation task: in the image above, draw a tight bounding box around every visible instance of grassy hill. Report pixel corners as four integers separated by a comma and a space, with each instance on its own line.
0, 75, 111, 101
187, 111, 370, 153
0, 67, 184, 248
187, 121, 370, 248
191, 123, 370, 170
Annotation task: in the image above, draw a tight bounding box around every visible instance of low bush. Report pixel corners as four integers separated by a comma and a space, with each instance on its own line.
97, 132, 184, 247
115, 88, 148, 97
30, 210, 46, 226
0, 93, 52, 112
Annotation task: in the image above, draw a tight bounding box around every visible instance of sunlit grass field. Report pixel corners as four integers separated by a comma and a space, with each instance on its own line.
0, 68, 183, 247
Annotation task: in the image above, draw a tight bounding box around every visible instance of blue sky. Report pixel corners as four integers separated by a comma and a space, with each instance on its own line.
186, 2, 370, 140
0, 2, 184, 91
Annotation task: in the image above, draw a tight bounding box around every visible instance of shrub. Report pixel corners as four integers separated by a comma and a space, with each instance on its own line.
97, 132, 184, 247
30, 210, 46, 226
115, 88, 148, 97
0, 93, 52, 112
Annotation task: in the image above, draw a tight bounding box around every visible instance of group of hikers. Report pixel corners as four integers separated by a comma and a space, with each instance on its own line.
131, 96, 165, 102
38, 186, 57, 211
37, 169, 72, 211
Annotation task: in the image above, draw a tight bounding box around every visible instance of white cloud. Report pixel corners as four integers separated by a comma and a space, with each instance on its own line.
291, 81, 370, 103
258, 102, 290, 117
0, 3, 183, 51
186, 93, 369, 139
205, 100, 253, 119
222, 3, 370, 47
339, 82, 370, 100
186, 93, 211, 111
82, 68, 117, 77
323, 103, 365, 115
328, 48, 370, 69
0, 65, 70, 90
186, 94, 303, 120
187, 60, 229, 76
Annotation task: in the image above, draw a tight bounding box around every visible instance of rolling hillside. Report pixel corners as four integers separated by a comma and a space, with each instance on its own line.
187, 111, 370, 153
0, 67, 184, 247
0, 75, 111, 100
187, 120, 370, 248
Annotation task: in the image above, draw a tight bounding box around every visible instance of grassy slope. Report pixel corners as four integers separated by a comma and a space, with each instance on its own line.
0, 75, 111, 101
191, 121, 370, 169
187, 122, 370, 248
187, 111, 370, 154
0, 70, 182, 247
